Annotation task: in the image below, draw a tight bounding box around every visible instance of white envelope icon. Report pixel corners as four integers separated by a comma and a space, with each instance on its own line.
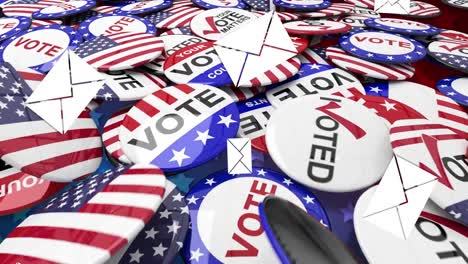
26, 50, 105, 134
363, 154, 437, 240
227, 138, 252, 175
214, 11, 297, 87
374, 0, 410, 14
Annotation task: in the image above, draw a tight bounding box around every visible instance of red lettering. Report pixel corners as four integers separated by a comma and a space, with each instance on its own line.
44, 45, 62, 57
202, 16, 220, 35
316, 102, 366, 139
238, 213, 263, 236
225, 233, 259, 257
439, 44, 468, 52
14, 37, 30, 47
354, 36, 368, 42
369, 37, 383, 44
0, 23, 15, 29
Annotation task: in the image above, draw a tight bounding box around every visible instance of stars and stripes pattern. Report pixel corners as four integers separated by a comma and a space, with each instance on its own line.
1, 0, 63, 17
299, 47, 330, 65
74, 31, 164, 71
409, 1, 441, 17
248, 57, 301, 87
145, 5, 203, 29
300, 3, 354, 18
428, 40, 468, 73
326, 47, 415, 80
0, 62, 102, 182
255, 11, 300, 21
103, 107, 132, 164
92, 5, 118, 14
244, 0, 269, 11
141, 56, 165, 74
117, 182, 189, 264
221, 86, 265, 102
435, 92, 468, 138
15, 67, 44, 91
30, 19, 62, 27
160, 27, 193, 36
344, 0, 373, 8
0, 164, 166, 263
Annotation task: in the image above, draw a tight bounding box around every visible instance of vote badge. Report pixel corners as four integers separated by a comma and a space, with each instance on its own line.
433, 30, 468, 42
436, 76, 468, 106
78, 14, 156, 40
339, 30, 426, 64
0, 62, 102, 182
284, 20, 352, 35
355, 186, 468, 264
183, 168, 330, 264
97, 69, 168, 101
119, 84, 239, 172
32, 0, 95, 19
266, 95, 393, 192
237, 95, 275, 153
190, 8, 258, 41
427, 40, 468, 73
272, 0, 332, 11
408, 1, 441, 18
364, 18, 440, 36
144, 5, 204, 30
347, 6, 380, 17
266, 63, 365, 108
0, 165, 65, 215
0, 16, 31, 41
192, 0, 247, 9
390, 119, 468, 226
0, 25, 82, 73
103, 107, 132, 165
114, 0, 172, 15
163, 42, 232, 87
339, 16, 369, 28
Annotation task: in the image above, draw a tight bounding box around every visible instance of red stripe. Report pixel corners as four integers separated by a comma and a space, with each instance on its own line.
122, 116, 140, 131
17, 71, 44, 81
8, 226, 127, 255
114, 46, 164, 68
88, 41, 162, 66
250, 78, 261, 87
162, 8, 197, 26
420, 212, 468, 237
111, 149, 125, 159
103, 135, 119, 146
439, 111, 468, 126
391, 134, 463, 148
437, 99, 467, 113
277, 64, 291, 77
389, 123, 449, 134
175, 84, 195, 94
232, 88, 246, 101
136, 100, 160, 117
124, 168, 164, 175
79, 204, 155, 222
102, 185, 165, 196
107, 32, 142, 41
112, 35, 154, 46
141, 71, 166, 88
103, 119, 123, 133
0, 253, 59, 264
21, 148, 102, 177
265, 70, 279, 84
153, 89, 177, 104
0, 129, 99, 156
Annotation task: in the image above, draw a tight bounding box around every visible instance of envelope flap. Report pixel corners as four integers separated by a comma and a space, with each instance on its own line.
214, 12, 271, 55
26, 50, 72, 103
396, 155, 437, 189
263, 12, 297, 53
214, 46, 247, 86
26, 100, 64, 133
69, 50, 105, 85
228, 138, 250, 152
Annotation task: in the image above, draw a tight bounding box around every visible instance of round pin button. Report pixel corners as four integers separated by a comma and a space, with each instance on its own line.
300, 3, 354, 18
192, 0, 247, 9
102, 106, 132, 164
32, 0, 96, 19
339, 30, 426, 64
78, 14, 156, 40
266, 95, 393, 192
284, 20, 352, 35
344, 0, 373, 8
221, 86, 265, 102
436, 76, 468, 106
0, 25, 82, 73
74, 31, 164, 71
433, 30, 468, 42
339, 15, 370, 28
0, 16, 31, 41
406, 1, 441, 18
266, 63, 365, 108
364, 18, 440, 36
273, 0, 332, 11
145, 6, 204, 29
190, 8, 258, 41
119, 84, 240, 172
347, 6, 380, 17
114, 0, 172, 15
183, 168, 330, 264
427, 40, 468, 73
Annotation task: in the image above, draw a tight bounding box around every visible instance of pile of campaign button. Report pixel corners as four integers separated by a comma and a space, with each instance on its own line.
427, 40, 468, 73
183, 168, 330, 264
266, 95, 393, 192
364, 18, 441, 36
192, 0, 247, 9
299, 3, 354, 18
32, 0, 95, 19
273, 0, 331, 11
78, 14, 156, 40
114, 0, 173, 15
119, 83, 239, 172
284, 20, 352, 35
144, 4, 204, 30
338, 15, 371, 28
0, 25, 82, 73
407, 1, 441, 18
266, 63, 365, 108
0, 16, 31, 41
436, 76, 468, 106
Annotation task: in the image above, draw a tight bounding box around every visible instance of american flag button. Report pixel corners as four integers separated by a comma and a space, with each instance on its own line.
266, 95, 393, 192
266, 63, 365, 108
436, 76, 468, 107
220, 85, 265, 102
273, 0, 332, 11
245, 0, 271, 11
237, 94, 274, 153
113, 0, 173, 15
0, 161, 66, 215
78, 14, 157, 41
433, 29, 468, 42
0, 62, 103, 182
364, 81, 468, 138
102, 106, 133, 164
1, 0, 66, 18
299, 3, 354, 18
0, 16, 31, 41
144, 1, 204, 30
163, 42, 232, 87
74, 31, 164, 71
427, 40, 468, 73
192, 0, 247, 9
364, 18, 441, 37
0, 25, 83, 73
32, 0, 96, 19
390, 119, 468, 226
406, 1, 441, 18
114, 181, 189, 264
325, 46, 416, 80
284, 20, 352, 35
183, 168, 330, 264
0, 164, 167, 263
119, 83, 240, 172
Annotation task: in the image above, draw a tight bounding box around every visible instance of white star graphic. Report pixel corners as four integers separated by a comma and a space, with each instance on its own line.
257, 169, 267, 176
169, 147, 190, 166
194, 129, 214, 145
186, 195, 199, 205
218, 114, 237, 128
309, 64, 322, 70
205, 178, 216, 186
129, 249, 144, 263
283, 178, 293, 186
369, 86, 382, 93
172, 192, 184, 202
103, 92, 113, 100
15, 109, 24, 117
153, 242, 167, 257
145, 227, 159, 239
303, 195, 315, 204
159, 208, 172, 219
190, 248, 204, 262
4, 94, 14, 102
380, 100, 396, 111
0, 102, 7, 109
180, 205, 189, 214
168, 220, 181, 235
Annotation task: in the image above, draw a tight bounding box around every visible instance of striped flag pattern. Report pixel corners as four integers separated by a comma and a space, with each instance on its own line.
436, 92, 468, 138
409, 1, 441, 17
2, 0, 64, 17
326, 47, 415, 80
74, 32, 164, 71
254, 11, 300, 21
145, 5, 203, 29
300, 3, 354, 18
0, 164, 166, 263
0, 62, 102, 182
221, 86, 265, 102
30, 19, 62, 27
102, 107, 132, 164
344, 0, 373, 8
299, 47, 330, 65
248, 57, 301, 87
160, 27, 193, 36
92, 5, 118, 14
